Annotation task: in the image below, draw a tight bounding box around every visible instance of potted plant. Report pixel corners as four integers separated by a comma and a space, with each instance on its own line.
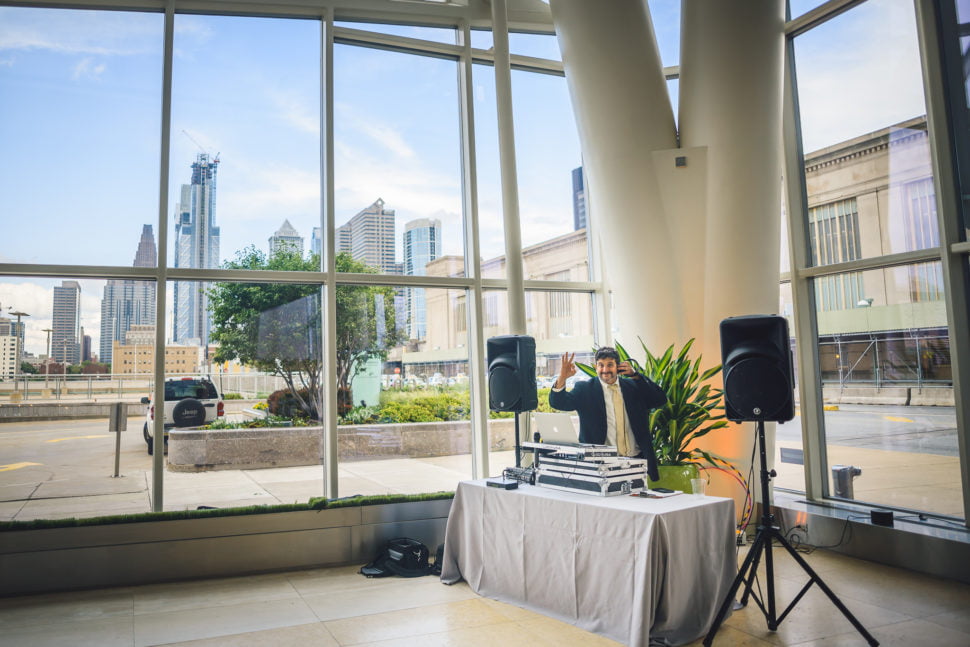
578, 338, 729, 492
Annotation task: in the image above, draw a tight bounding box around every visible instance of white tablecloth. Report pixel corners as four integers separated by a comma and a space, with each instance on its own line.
441, 480, 736, 647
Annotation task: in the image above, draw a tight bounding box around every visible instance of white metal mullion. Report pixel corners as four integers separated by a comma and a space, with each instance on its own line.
333, 25, 461, 58
0, 264, 160, 280
321, 6, 338, 500
785, 0, 867, 37
150, 0, 175, 513
796, 247, 942, 279
783, 31, 827, 501
457, 18, 488, 480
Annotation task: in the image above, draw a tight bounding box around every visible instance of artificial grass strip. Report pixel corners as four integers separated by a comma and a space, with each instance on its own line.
0, 491, 454, 532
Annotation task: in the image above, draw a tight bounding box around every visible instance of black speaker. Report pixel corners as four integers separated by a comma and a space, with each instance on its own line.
487, 335, 537, 412
719, 314, 795, 423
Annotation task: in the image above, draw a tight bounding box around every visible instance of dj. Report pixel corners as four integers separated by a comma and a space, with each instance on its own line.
549, 347, 667, 482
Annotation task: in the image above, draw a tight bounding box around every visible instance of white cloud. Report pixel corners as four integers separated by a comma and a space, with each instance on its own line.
72, 57, 106, 81
0, 8, 161, 57
336, 103, 416, 160
272, 91, 319, 135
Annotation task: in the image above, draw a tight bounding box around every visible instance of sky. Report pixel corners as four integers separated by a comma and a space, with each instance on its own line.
0, 0, 929, 358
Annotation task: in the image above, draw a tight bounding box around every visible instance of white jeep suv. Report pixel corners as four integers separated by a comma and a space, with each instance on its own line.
141, 376, 224, 454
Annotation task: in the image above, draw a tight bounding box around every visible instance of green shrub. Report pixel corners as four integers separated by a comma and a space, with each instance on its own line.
337, 386, 555, 424
223, 392, 243, 400
342, 405, 381, 425
267, 387, 317, 419
376, 401, 439, 423
201, 414, 311, 430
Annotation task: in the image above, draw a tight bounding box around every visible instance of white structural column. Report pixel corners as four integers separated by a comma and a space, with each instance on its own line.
550, 0, 679, 350
679, 0, 785, 493
679, 0, 786, 360
491, 0, 526, 334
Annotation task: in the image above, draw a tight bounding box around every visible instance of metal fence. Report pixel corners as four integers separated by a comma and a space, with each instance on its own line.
0, 371, 288, 402
818, 329, 951, 388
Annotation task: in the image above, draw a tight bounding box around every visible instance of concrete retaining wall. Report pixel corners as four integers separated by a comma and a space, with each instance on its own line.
167, 419, 517, 472
0, 499, 452, 596
0, 401, 148, 422
821, 386, 928, 406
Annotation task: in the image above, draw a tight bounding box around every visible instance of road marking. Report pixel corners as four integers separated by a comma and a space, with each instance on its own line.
884, 416, 914, 423
45, 435, 112, 443
0, 462, 42, 472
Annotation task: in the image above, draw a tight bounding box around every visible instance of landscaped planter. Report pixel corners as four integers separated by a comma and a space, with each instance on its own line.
167, 419, 517, 472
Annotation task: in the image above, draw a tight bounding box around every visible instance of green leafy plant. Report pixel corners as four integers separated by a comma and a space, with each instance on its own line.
577, 338, 728, 467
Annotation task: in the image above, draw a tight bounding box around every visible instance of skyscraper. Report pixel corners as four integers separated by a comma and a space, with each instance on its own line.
336, 198, 397, 273
52, 280, 81, 365
269, 219, 304, 257
572, 166, 586, 231
403, 217, 441, 340
310, 227, 322, 258
0, 315, 20, 379
173, 153, 220, 346
100, 225, 157, 364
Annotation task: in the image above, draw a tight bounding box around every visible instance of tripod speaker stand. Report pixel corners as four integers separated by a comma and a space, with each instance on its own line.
707, 316, 878, 645
702, 417, 878, 646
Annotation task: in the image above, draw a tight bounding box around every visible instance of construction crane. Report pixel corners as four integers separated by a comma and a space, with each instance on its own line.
181, 130, 220, 164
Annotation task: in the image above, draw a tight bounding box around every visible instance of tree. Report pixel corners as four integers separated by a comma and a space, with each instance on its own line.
19, 362, 37, 374
333, 253, 403, 413
208, 247, 402, 419
80, 360, 109, 375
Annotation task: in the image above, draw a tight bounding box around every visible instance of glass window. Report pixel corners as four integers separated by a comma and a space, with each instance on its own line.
335, 21, 457, 44
794, 0, 935, 260
0, 275, 152, 521
512, 70, 587, 278
787, 1, 829, 20
470, 29, 492, 50
163, 278, 325, 509
816, 264, 960, 517
508, 32, 559, 60
473, 63, 505, 270
333, 45, 462, 277
0, 7, 163, 267
169, 15, 321, 273
339, 287, 473, 495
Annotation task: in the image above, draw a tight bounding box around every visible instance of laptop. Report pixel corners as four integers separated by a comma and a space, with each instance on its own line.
533, 412, 586, 446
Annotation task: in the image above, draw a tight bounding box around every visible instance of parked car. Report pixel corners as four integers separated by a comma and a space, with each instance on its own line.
140, 376, 224, 454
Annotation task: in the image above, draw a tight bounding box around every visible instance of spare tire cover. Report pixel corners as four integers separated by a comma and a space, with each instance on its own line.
172, 398, 207, 428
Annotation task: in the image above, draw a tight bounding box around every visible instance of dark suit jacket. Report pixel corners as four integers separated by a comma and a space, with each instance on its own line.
548, 375, 667, 481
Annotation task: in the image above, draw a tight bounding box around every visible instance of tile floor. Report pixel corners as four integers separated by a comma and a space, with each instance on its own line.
1, 546, 969, 646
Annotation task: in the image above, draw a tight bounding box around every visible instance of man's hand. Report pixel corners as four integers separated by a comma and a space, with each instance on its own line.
618, 361, 637, 378
554, 352, 576, 389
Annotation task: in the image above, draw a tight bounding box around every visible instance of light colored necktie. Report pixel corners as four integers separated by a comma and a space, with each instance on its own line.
610, 383, 630, 456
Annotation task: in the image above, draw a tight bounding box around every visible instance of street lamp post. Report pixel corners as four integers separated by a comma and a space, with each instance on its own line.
43, 328, 53, 390
8, 310, 30, 392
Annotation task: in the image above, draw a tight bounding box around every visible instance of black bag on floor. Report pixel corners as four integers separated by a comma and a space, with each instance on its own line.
360, 537, 433, 578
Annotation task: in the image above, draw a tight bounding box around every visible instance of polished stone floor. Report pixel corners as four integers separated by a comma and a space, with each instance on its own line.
1, 547, 969, 646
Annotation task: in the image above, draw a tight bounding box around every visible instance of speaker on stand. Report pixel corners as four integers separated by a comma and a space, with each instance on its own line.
704, 315, 877, 646
487, 335, 537, 466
